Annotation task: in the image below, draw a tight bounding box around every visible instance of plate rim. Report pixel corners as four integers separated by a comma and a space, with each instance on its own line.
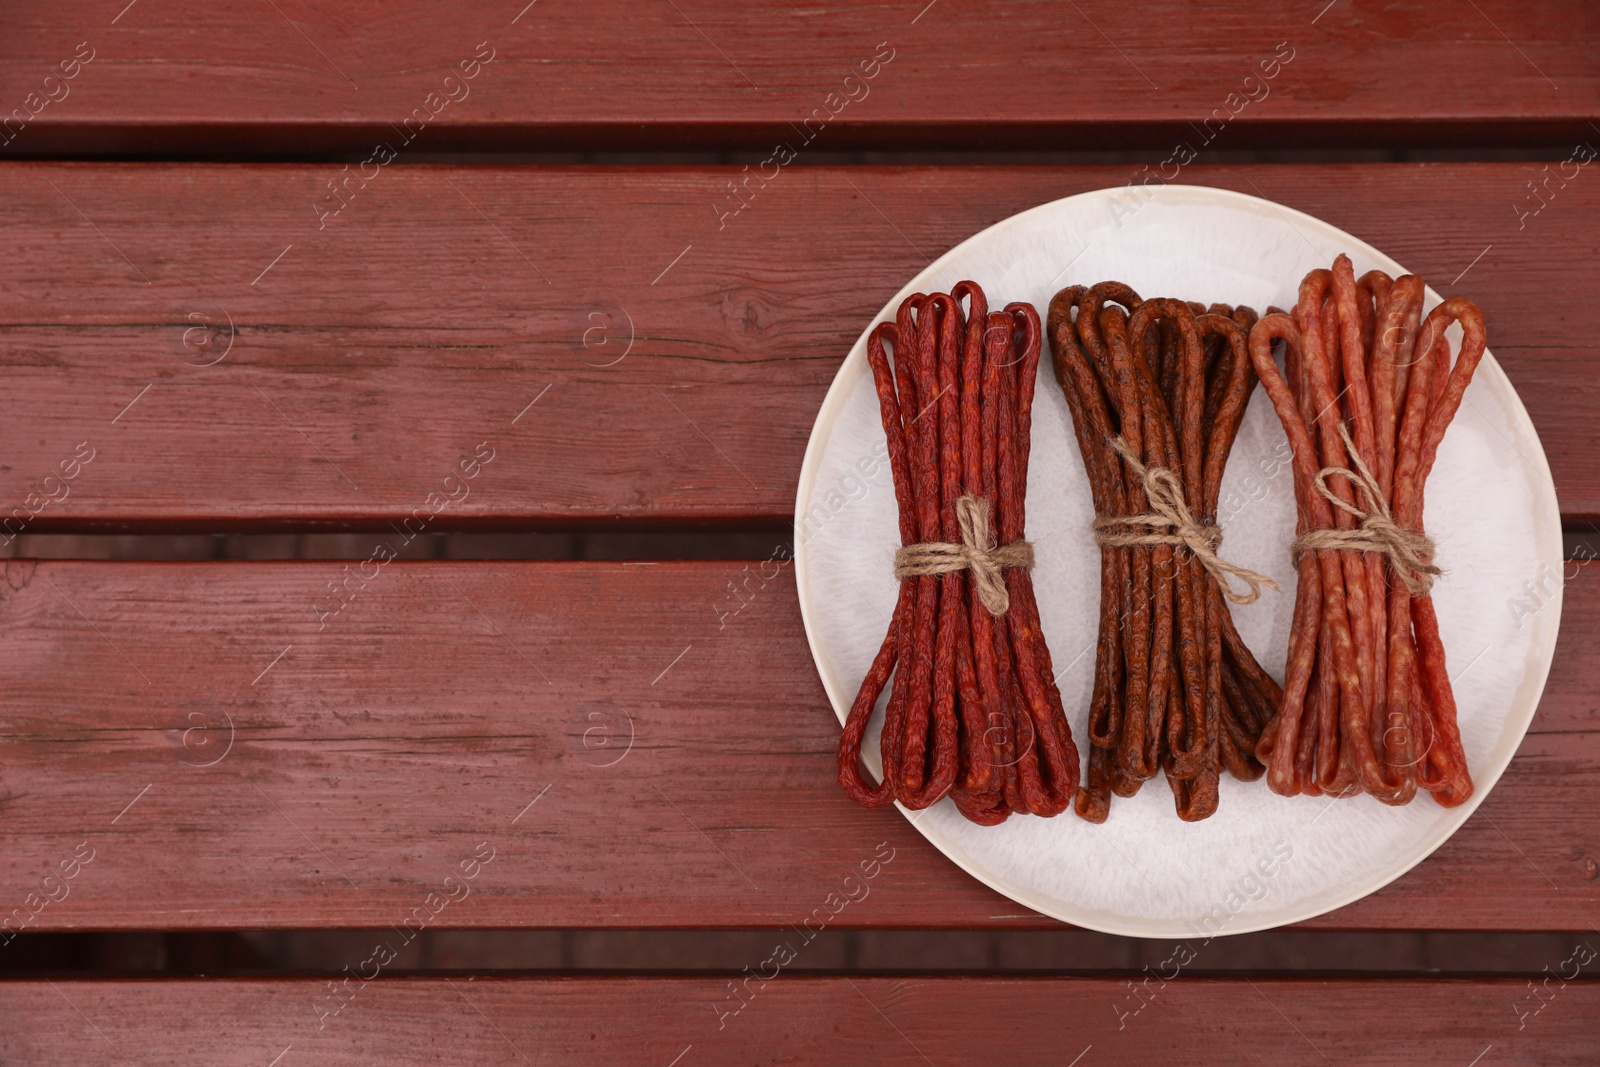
792, 181, 1564, 937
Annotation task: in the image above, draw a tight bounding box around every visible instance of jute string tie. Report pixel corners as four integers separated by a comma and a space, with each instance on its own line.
893, 495, 1033, 617
1289, 422, 1439, 596
1093, 437, 1277, 606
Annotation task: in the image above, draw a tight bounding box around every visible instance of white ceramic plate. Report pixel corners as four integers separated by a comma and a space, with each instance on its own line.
793, 184, 1562, 937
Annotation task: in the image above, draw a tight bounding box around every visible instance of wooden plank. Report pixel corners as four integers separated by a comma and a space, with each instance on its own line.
0, 559, 1592, 932
0, 162, 1595, 529
1, 2, 1595, 154
3, 976, 1597, 1065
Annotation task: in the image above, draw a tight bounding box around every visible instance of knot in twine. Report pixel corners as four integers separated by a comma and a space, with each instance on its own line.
1093, 437, 1278, 606
1289, 423, 1440, 596
893, 495, 1034, 617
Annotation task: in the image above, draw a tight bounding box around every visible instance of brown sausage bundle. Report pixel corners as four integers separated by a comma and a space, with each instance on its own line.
1048, 284, 1282, 822
837, 282, 1081, 824
1246, 254, 1482, 807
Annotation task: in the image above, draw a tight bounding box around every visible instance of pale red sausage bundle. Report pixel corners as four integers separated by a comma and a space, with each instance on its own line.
1246, 255, 1483, 807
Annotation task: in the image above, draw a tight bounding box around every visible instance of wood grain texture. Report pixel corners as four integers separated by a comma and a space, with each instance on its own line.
0, 163, 1595, 529
0, 2, 1595, 154
0, 559, 1591, 932
3, 976, 1598, 1065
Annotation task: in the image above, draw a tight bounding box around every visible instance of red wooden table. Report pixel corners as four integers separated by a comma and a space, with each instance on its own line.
1, 3, 1597, 1063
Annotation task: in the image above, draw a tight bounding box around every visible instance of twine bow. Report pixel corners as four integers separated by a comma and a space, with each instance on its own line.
1093, 437, 1278, 605
1289, 423, 1440, 596
893, 495, 1034, 616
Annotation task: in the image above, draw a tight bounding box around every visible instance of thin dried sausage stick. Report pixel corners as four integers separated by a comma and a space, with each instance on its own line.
952, 281, 1002, 798
1127, 301, 1209, 789
1049, 288, 1129, 822
1099, 307, 1163, 784
1245, 313, 1333, 796
901, 294, 967, 808
1332, 257, 1408, 800
896, 296, 948, 800
1002, 302, 1080, 813
839, 321, 913, 806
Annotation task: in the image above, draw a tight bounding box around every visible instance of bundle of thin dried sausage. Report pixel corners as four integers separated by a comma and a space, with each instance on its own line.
1048, 284, 1281, 822
1246, 254, 1482, 806
837, 282, 1081, 824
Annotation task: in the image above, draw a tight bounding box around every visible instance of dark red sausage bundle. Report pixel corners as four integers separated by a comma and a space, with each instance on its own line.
836, 282, 1081, 824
